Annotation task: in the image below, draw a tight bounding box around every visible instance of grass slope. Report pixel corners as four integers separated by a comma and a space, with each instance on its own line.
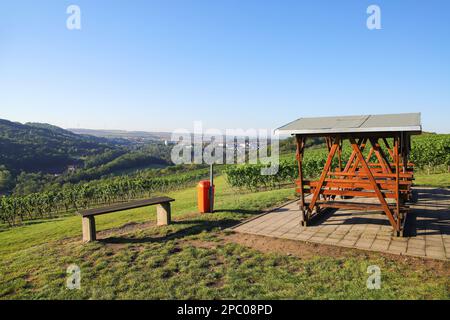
0, 176, 448, 299
414, 173, 450, 188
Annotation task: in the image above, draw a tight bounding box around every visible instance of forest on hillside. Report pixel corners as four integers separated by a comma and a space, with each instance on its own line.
0, 119, 173, 194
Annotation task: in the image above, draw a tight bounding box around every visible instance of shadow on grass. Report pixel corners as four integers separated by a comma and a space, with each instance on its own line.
99, 218, 241, 245
0, 217, 68, 233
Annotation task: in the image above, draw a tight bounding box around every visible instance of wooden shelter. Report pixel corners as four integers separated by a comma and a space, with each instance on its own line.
276, 113, 421, 236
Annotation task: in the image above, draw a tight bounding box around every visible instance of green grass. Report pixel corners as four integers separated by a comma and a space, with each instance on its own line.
0, 176, 448, 299
414, 172, 450, 188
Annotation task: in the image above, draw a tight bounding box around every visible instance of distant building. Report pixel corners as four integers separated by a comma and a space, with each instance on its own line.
67, 165, 77, 173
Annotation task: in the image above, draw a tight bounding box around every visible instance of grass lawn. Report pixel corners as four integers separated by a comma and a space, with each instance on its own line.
0, 176, 448, 299
414, 172, 450, 188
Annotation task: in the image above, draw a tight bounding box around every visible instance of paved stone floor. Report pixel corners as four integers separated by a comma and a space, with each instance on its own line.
232, 188, 450, 260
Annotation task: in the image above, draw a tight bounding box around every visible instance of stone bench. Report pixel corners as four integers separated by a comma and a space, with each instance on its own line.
78, 196, 175, 242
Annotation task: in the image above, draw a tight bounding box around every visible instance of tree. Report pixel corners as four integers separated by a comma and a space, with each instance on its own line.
0, 166, 13, 192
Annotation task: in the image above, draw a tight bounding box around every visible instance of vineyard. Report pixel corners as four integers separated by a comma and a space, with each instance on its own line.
409, 134, 450, 172
1, 134, 448, 227
225, 134, 450, 191
0, 167, 210, 226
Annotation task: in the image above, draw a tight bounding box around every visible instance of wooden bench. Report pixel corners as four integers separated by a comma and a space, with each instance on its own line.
78, 196, 175, 242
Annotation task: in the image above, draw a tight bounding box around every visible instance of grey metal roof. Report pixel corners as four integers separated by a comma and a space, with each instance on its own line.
275, 113, 421, 135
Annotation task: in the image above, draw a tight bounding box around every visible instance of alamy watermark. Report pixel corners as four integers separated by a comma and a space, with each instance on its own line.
367, 5, 381, 30
170, 121, 279, 175
65, 5, 381, 31
66, 5, 81, 30
366, 265, 381, 289
66, 264, 81, 289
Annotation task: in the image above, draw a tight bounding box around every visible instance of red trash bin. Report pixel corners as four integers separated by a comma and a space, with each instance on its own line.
197, 180, 214, 213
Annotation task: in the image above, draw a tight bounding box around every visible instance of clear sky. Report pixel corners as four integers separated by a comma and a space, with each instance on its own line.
0, 0, 449, 133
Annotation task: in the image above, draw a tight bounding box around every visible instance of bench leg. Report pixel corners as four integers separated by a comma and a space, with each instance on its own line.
156, 203, 171, 226
82, 216, 96, 242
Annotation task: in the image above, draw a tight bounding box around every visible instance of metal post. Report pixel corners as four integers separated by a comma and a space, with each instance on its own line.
209, 163, 214, 212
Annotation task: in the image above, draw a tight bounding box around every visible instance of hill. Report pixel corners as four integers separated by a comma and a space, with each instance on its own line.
69, 128, 172, 143
0, 119, 174, 194
0, 119, 127, 175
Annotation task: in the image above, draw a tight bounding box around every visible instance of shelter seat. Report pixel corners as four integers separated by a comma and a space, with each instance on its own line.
276, 113, 422, 236
314, 200, 409, 212
327, 171, 413, 179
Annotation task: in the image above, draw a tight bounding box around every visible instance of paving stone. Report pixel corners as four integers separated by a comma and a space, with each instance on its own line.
375, 235, 392, 241
407, 240, 426, 249
387, 246, 406, 254
315, 232, 332, 238
283, 233, 299, 240
339, 239, 358, 247
295, 233, 313, 241
328, 233, 345, 240
323, 237, 340, 245
406, 247, 426, 256
425, 246, 445, 253
309, 236, 327, 243
389, 241, 408, 248
371, 240, 390, 250
355, 239, 374, 249
360, 234, 376, 240
426, 250, 446, 259
342, 236, 360, 244
232, 188, 449, 261
425, 247, 445, 254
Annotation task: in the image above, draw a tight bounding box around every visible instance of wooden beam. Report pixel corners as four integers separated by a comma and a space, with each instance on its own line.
349, 138, 398, 229
317, 201, 409, 212
304, 180, 411, 191
306, 188, 397, 198
295, 135, 307, 223
369, 138, 393, 174
394, 136, 401, 233
352, 140, 371, 173
308, 138, 339, 212
327, 171, 413, 179
382, 137, 395, 161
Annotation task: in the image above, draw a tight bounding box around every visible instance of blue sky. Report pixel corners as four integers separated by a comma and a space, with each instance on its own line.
0, 0, 449, 132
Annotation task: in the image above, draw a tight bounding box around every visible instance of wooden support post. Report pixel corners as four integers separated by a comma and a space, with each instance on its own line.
337, 139, 342, 172
394, 136, 401, 236
333, 139, 343, 200
341, 138, 364, 174
382, 138, 395, 161
156, 202, 171, 226
349, 138, 398, 230
325, 137, 332, 151
82, 216, 96, 242
350, 138, 368, 173
369, 138, 393, 174
401, 132, 408, 173
365, 147, 374, 163
295, 135, 307, 225
308, 138, 339, 213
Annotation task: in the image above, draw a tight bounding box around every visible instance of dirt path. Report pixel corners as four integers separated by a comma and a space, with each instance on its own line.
219, 232, 450, 276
